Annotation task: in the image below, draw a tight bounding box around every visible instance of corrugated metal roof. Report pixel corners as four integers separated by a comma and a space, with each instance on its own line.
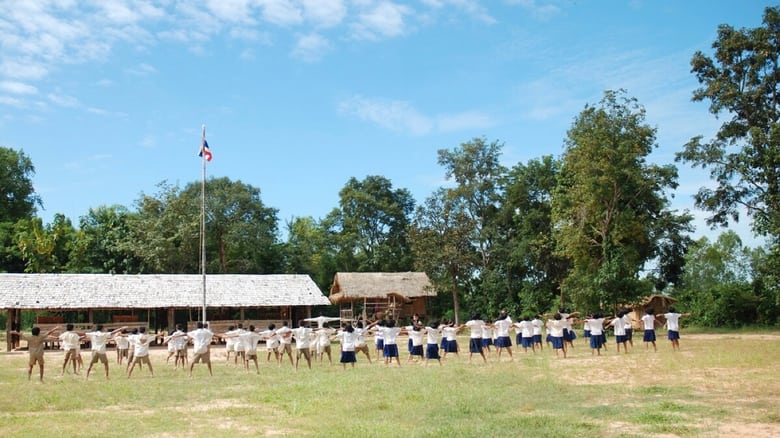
329, 272, 436, 304
0, 274, 331, 310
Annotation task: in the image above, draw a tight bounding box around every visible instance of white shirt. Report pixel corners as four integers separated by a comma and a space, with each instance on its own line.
130, 334, 154, 357
424, 326, 440, 344
113, 334, 130, 350
532, 319, 543, 336
548, 320, 565, 337
316, 328, 335, 347
59, 331, 81, 351
481, 324, 493, 340
610, 317, 627, 336
641, 314, 656, 330
240, 331, 263, 354
380, 327, 402, 345
188, 328, 214, 355
408, 328, 424, 347
587, 318, 605, 336
337, 330, 357, 352
494, 317, 512, 337
86, 330, 112, 353
292, 327, 312, 349
442, 326, 458, 341
276, 326, 293, 345
354, 328, 368, 346
664, 313, 681, 331
465, 320, 484, 338
259, 329, 279, 349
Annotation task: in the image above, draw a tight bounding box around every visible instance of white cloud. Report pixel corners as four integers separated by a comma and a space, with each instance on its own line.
351, 1, 412, 40
47, 93, 79, 107
507, 0, 561, 19
339, 94, 495, 136
258, 0, 304, 26
340, 95, 433, 135
206, 0, 257, 24
301, 0, 347, 28
0, 80, 38, 95
291, 33, 332, 62
127, 63, 158, 76
436, 111, 495, 132
0, 60, 49, 80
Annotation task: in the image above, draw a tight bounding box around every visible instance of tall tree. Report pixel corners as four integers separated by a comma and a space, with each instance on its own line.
410, 189, 479, 324
553, 90, 688, 311
282, 216, 335, 289
0, 147, 41, 271
325, 175, 414, 272
70, 205, 144, 273
677, 6, 780, 242
496, 156, 569, 313
0, 147, 41, 223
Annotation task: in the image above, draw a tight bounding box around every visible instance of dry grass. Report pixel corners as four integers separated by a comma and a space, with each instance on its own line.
1, 332, 778, 437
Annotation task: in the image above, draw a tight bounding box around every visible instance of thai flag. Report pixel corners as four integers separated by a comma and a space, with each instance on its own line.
199, 139, 212, 162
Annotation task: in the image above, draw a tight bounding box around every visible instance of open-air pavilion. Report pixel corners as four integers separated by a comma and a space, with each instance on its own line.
0, 273, 331, 351
328, 272, 437, 323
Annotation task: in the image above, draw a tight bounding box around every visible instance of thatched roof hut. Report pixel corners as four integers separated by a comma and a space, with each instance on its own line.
328, 272, 436, 322
1, 273, 330, 350
630, 294, 678, 327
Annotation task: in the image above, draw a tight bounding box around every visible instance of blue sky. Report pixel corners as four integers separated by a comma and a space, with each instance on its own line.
0, 1, 771, 247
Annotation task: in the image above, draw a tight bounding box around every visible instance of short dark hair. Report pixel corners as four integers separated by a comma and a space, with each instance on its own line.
31, 327, 41, 336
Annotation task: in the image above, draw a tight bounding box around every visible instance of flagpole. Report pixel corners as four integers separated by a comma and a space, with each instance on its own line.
200, 124, 207, 325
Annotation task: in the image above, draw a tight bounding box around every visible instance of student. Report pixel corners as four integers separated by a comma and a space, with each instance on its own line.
608, 310, 629, 354
127, 327, 160, 378
187, 321, 215, 377
275, 321, 294, 367
440, 320, 460, 358
585, 313, 606, 356
641, 307, 659, 352
465, 313, 487, 363
113, 329, 130, 366
259, 323, 279, 364
314, 325, 336, 365
493, 311, 514, 359
170, 324, 188, 369
548, 314, 567, 358
239, 325, 264, 373
379, 319, 402, 366
336, 323, 358, 369
622, 310, 634, 348
9, 325, 60, 381
354, 321, 373, 364
223, 325, 237, 364
423, 321, 442, 366
558, 308, 580, 348
532, 314, 544, 351
663, 307, 691, 351
85, 324, 126, 380
406, 324, 425, 363
232, 323, 247, 366
481, 320, 494, 354
515, 316, 534, 353
374, 320, 385, 361
292, 320, 313, 370
59, 323, 83, 376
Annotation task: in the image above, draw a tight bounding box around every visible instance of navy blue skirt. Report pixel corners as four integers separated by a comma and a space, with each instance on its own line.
426, 344, 440, 360
383, 344, 399, 358
340, 351, 356, 363
643, 329, 656, 342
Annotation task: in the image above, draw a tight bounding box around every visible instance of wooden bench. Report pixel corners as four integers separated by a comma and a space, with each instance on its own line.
197, 320, 280, 343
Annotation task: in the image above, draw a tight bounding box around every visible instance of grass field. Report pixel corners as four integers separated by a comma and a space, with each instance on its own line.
1, 332, 779, 437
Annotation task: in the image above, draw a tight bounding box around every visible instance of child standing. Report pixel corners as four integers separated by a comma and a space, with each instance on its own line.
641, 308, 659, 352
548, 314, 567, 358
663, 307, 691, 351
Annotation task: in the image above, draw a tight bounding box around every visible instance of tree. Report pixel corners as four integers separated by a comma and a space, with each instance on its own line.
0, 147, 41, 223
410, 189, 479, 324
674, 231, 769, 327
0, 147, 41, 271
324, 175, 414, 272
677, 6, 780, 242
553, 90, 690, 311
435, 138, 506, 317
496, 156, 569, 313
282, 216, 335, 289
70, 205, 144, 273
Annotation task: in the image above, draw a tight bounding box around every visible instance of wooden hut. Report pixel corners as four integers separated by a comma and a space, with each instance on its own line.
630, 294, 678, 328
328, 272, 436, 323
0, 273, 331, 351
